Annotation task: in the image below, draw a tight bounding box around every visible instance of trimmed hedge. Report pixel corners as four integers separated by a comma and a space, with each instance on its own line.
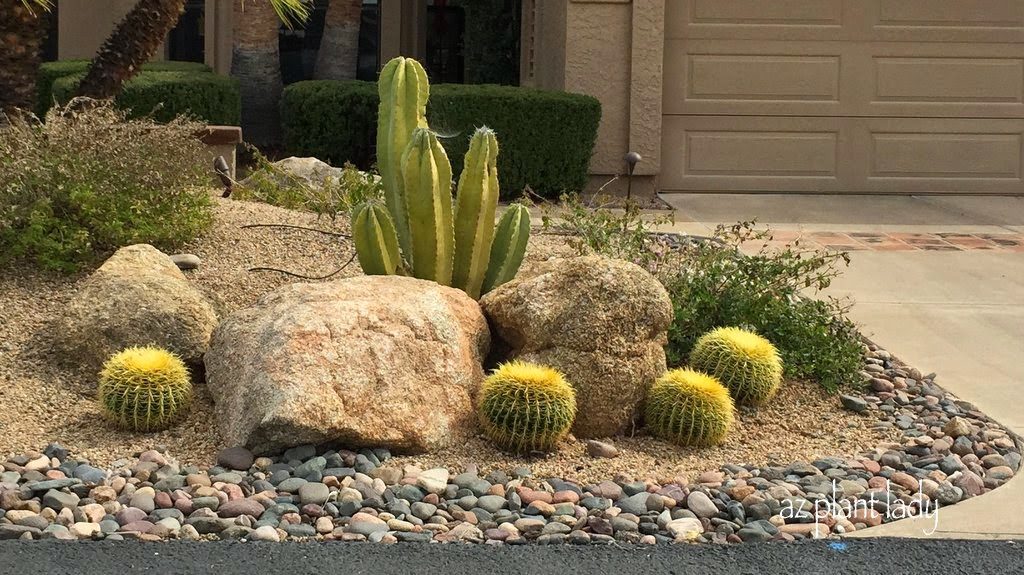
37, 60, 212, 116
282, 80, 601, 199
51, 70, 240, 125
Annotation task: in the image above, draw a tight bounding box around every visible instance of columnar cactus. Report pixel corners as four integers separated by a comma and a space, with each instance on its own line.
482, 203, 531, 295
452, 127, 500, 298
352, 202, 401, 275
98, 346, 193, 432
477, 361, 577, 453
403, 127, 455, 284
352, 56, 530, 298
645, 368, 734, 447
377, 56, 429, 260
689, 327, 783, 406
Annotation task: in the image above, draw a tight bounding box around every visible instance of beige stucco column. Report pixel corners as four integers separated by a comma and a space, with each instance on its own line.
58, 0, 159, 60
523, 0, 665, 198
380, 0, 427, 65
206, 0, 233, 74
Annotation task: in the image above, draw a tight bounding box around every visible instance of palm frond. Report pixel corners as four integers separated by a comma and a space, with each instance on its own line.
261, 0, 313, 29
19, 0, 53, 15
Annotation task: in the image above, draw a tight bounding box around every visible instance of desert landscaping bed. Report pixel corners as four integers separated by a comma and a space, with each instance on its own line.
0, 198, 1018, 545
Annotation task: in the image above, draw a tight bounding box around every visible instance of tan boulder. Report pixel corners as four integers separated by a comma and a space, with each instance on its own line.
50, 244, 219, 372
480, 256, 672, 438
205, 275, 489, 454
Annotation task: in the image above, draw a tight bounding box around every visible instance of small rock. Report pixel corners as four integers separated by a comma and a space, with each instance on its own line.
69, 522, 101, 539
216, 447, 255, 471
840, 395, 869, 414
170, 254, 201, 270
944, 417, 972, 439
251, 525, 281, 542
685, 491, 718, 519
585, 440, 619, 459
416, 468, 449, 495
298, 482, 330, 505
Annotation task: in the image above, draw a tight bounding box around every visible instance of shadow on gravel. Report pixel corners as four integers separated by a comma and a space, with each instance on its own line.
0, 538, 1020, 575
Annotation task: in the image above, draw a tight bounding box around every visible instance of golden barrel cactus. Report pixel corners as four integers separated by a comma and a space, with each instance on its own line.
645, 368, 734, 447
689, 327, 783, 406
98, 346, 193, 431
477, 361, 577, 453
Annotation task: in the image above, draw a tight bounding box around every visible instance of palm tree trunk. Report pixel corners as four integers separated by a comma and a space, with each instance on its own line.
75, 0, 186, 100
314, 0, 362, 80
231, 0, 283, 146
0, 0, 47, 116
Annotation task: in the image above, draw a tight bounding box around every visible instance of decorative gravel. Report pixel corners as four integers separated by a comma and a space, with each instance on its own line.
1, 198, 1018, 544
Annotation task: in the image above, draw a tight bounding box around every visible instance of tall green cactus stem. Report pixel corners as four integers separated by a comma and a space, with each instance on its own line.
377, 56, 429, 261
482, 203, 530, 294
452, 127, 500, 298
403, 128, 455, 284
352, 202, 402, 276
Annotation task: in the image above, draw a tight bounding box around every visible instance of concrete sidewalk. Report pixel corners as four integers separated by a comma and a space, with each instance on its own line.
660, 194, 1024, 540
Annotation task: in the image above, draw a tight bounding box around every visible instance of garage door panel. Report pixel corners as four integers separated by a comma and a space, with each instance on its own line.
863, 119, 1024, 192
863, 44, 1024, 117
661, 117, 1024, 193
868, 0, 1024, 43
668, 0, 847, 41
664, 39, 849, 116
662, 116, 846, 191
665, 40, 1024, 118
874, 58, 1023, 103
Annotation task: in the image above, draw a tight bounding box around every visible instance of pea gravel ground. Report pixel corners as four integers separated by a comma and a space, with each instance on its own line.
0, 539, 1020, 575
0, 198, 891, 482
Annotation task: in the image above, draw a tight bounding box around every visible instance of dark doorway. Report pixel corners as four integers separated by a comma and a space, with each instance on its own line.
424, 0, 464, 84
168, 0, 205, 62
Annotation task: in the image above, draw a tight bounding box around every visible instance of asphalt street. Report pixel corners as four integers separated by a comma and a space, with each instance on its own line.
0, 538, 1020, 575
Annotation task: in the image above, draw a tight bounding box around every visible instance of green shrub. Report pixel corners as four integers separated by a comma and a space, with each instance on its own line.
281, 80, 601, 199
0, 103, 213, 272
689, 327, 783, 406
37, 59, 212, 116
280, 80, 379, 169
664, 224, 864, 392
99, 345, 193, 431
547, 205, 864, 392
50, 70, 240, 125
644, 368, 734, 447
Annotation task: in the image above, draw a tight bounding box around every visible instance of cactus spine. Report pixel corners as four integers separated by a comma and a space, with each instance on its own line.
689, 327, 783, 406
452, 127, 500, 298
352, 202, 401, 275
477, 361, 577, 453
403, 127, 455, 284
98, 346, 193, 432
353, 56, 531, 298
482, 203, 531, 295
377, 56, 429, 261
645, 368, 734, 447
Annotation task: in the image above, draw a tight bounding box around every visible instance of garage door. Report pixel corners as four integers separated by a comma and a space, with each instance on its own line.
661, 0, 1024, 194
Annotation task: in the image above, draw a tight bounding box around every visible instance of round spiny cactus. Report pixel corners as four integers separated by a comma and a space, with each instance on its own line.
689, 327, 783, 406
477, 361, 577, 453
645, 368, 734, 447
98, 346, 193, 431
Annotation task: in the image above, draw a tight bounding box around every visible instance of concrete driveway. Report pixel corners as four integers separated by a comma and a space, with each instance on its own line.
660, 194, 1024, 539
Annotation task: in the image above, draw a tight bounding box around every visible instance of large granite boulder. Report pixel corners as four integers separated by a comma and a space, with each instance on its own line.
205, 276, 489, 454
51, 244, 219, 373
480, 256, 672, 438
